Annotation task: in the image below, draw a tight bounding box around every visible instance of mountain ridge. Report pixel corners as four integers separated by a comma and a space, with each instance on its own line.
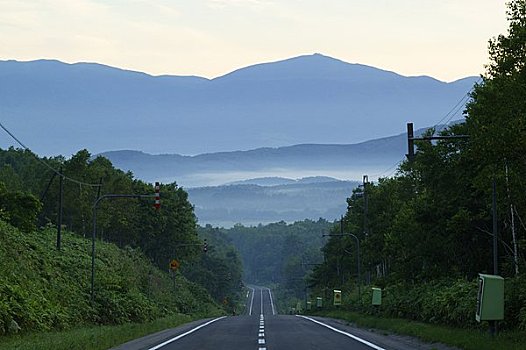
1, 53, 469, 83
0, 54, 477, 156
97, 124, 447, 187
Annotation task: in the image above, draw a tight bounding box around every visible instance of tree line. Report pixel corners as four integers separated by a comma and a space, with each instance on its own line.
214, 219, 330, 312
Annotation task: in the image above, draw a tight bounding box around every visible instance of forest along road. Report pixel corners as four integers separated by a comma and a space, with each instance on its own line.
112, 286, 454, 350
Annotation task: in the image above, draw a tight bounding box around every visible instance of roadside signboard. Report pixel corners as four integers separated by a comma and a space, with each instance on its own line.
333, 289, 342, 306
169, 259, 180, 271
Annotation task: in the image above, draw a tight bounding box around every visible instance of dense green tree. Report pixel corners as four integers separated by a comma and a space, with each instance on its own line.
0, 148, 202, 272
0, 181, 41, 232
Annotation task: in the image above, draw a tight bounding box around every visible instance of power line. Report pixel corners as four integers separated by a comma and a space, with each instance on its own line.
366, 80, 482, 181
432, 77, 482, 131
0, 121, 101, 188
443, 93, 470, 126
370, 158, 404, 179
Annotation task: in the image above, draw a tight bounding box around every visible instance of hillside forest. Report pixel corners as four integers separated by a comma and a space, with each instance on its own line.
306, 1, 526, 331
0, 147, 243, 334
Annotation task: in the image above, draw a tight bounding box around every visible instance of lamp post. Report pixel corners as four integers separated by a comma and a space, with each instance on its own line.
322, 231, 361, 301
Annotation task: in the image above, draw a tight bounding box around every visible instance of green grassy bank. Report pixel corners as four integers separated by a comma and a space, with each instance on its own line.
310, 309, 526, 350
0, 219, 222, 337
0, 313, 207, 350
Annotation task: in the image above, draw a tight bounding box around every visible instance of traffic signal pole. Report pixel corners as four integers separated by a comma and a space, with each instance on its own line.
406, 122, 470, 159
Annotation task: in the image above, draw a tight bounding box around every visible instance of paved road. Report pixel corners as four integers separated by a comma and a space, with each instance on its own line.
113, 286, 455, 350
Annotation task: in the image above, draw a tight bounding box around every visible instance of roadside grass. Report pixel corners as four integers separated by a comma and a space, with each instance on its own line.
311, 309, 525, 350
0, 313, 211, 350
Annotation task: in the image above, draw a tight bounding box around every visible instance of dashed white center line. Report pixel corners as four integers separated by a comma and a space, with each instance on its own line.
258, 310, 267, 349
260, 289, 263, 314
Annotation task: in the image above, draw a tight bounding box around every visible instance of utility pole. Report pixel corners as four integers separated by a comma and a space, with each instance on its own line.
57, 168, 64, 250
323, 227, 361, 301
492, 178, 498, 276
363, 175, 369, 237
405, 122, 469, 162
505, 163, 519, 275
407, 122, 415, 161
96, 177, 102, 199
490, 177, 498, 336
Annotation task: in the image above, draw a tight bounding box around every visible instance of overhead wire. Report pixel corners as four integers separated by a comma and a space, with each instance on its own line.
431, 77, 482, 131
369, 78, 482, 181
369, 159, 404, 179
0, 120, 102, 188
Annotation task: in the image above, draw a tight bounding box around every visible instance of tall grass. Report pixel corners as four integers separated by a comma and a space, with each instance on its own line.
313, 309, 526, 350
0, 313, 209, 350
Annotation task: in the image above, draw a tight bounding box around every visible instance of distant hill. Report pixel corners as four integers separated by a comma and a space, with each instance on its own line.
226, 177, 298, 186
99, 126, 451, 226
97, 125, 444, 187
0, 54, 477, 156
225, 176, 339, 186
187, 180, 360, 227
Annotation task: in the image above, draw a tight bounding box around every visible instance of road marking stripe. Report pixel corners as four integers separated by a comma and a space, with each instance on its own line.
258, 339, 266, 344
266, 288, 276, 315
297, 315, 386, 350
249, 287, 255, 315
147, 317, 226, 350
260, 288, 263, 314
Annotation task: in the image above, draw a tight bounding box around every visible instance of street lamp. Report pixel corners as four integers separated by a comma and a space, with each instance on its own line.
322, 230, 361, 301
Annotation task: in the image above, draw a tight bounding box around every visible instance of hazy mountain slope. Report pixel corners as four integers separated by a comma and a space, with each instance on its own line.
98, 128, 412, 187
0, 54, 477, 156
187, 179, 359, 227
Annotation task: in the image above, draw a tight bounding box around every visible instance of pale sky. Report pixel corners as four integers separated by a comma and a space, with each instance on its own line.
0, 0, 509, 82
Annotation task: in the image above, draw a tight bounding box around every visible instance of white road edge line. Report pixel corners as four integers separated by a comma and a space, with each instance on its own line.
147, 317, 227, 350
266, 287, 276, 315
297, 315, 386, 350
249, 287, 255, 316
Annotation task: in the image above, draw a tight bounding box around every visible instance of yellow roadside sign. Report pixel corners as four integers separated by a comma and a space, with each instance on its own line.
170, 259, 180, 271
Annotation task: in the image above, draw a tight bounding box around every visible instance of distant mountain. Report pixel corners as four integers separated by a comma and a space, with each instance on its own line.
0, 54, 477, 156
98, 125, 442, 187
187, 179, 360, 227
226, 177, 298, 186
225, 176, 340, 186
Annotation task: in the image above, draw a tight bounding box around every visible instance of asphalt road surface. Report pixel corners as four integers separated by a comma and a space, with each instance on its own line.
113, 286, 456, 350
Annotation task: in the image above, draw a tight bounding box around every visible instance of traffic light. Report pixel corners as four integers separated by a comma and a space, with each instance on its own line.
203, 239, 208, 253
154, 182, 161, 209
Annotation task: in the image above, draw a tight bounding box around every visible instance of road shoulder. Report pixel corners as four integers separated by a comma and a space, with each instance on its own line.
302, 316, 461, 350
